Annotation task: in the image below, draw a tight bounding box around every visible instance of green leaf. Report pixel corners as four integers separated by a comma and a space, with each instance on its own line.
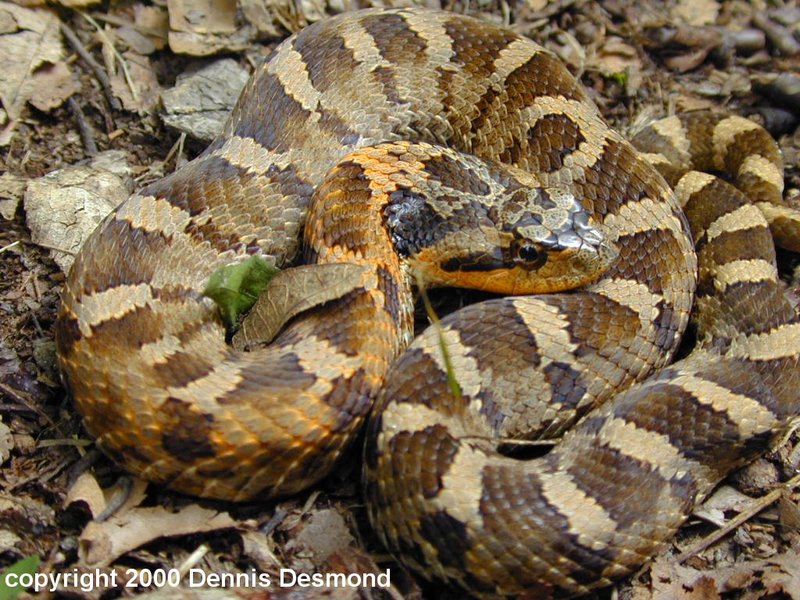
0, 555, 40, 600
610, 71, 628, 86
204, 256, 280, 331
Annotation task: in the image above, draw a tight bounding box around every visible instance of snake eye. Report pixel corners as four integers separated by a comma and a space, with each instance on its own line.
512, 240, 546, 269
517, 244, 539, 262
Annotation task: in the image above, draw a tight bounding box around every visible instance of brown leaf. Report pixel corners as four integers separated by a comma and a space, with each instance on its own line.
284, 508, 354, 566
109, 50, 161, 113
718, 551, 800, 597
24, 150, 132, 272
233, 263, 370, 351
594, 36, 640, 75
778, 496, 800, 531
79, 504, 236, 566
0, 417, 13, 463
646, 559, 722, 599
672, 0, 720, 27
0, 2, 66, 142
167, 0, 237, 34
27, 60, 79, 112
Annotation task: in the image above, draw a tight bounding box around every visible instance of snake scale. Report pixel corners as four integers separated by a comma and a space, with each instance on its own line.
54, 7, 800, 599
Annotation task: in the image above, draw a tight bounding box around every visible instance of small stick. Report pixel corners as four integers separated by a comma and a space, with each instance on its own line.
67, 97, 98, 156
95, 476, 133, 522
79, 11, 140, 106
676, 472, 800, 563
60, 21, 122, 111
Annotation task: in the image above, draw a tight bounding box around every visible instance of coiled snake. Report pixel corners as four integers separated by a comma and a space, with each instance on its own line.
54, 7, 800, 599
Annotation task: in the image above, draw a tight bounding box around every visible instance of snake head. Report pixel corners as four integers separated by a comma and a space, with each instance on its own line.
397, 186, 618, 294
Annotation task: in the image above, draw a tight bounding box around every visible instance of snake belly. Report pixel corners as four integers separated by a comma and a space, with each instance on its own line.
53, 6, 800, 598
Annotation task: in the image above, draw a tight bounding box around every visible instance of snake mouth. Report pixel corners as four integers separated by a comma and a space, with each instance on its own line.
415, 232, 616, 294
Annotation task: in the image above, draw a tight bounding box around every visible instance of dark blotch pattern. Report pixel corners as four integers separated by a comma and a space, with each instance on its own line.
161, 397, 217, 462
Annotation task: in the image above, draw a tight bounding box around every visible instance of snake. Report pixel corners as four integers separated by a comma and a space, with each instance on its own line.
53, 7, 800, 599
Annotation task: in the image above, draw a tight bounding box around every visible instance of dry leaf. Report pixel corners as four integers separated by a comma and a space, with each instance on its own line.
778, 496, 800, 531
694, 485, 756, 526
241, 530, 280, 571
27, 60, 79, 112
284, 508, 354, 565
594, 37, 640, 75
645, 558, 721, 599
24, 150, 131, 272
0, 172, 26, 219
168, 0, 237, 34
109, 50, 162, 113
233, 263, 370, 351
56, 0, 102, 7
0, 2, 68, 142
64, 471, 108, 517
0, 417, 13, 463
673, 0, 720, 27
240, 0, 282, 37
166, 0, 253, 55
134, 4, 169, 51
79, 504, 236, 566
0, 529, 21, 553
160, 58, 248, 140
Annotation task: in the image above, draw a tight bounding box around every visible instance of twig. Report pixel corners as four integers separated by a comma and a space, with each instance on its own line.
67, 96, 98, 156
0, 241, 21, 254
163, 132, 187, 171
79, 11, 140, 106
95, 476, 133, 522
90, 13, 167, 39
178, 544, 210, 577
60, 21, 121, 111
0, 382, 55, 428
676, 472, 800, 563
66, 448, 100, 485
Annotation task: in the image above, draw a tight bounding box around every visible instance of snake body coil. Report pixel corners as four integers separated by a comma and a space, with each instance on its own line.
55, 8, 800, 598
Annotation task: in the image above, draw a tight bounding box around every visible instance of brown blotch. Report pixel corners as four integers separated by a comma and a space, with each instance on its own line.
151, 348, 217, 390
361, 12, 428, 66
682, 178, 751, 245
376, 264, 406, 331
73, 217, 170, 297
479, 463, 614, 587
560, 438, 694, 534
697, 226, 774, 267
443, 15, 517, 80
323, 368, 374, 430
292, 27, 356, 94
228, 72, 316, 153
88, 303, 166, 351
422, 153, 490, 195
55, 314, 82, 358
388, 424, 458, 499
612, 227, 688, 295
576, 140, 656, 219
160, 397, 217, 462
522, 114, 586, 173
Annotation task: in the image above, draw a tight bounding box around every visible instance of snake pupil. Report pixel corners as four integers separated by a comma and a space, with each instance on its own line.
514, 241, 542, 266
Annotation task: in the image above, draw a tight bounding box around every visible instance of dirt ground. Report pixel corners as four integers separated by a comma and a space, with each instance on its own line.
2, 0, 800, 598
